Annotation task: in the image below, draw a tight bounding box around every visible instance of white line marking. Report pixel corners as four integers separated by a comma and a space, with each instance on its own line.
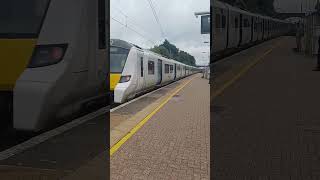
0, 106, 109, 161
213, 38, 281, 66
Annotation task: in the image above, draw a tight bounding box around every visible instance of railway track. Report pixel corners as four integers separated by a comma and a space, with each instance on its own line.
0, 102, 107, 152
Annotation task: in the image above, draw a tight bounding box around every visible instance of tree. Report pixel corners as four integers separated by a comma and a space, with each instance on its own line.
150, 45, 171, 58
150, 40, 196, 66
163, 39, 179, 58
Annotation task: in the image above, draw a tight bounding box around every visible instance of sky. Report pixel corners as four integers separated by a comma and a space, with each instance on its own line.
274, 0, 318, 13
110, 0, 210, 66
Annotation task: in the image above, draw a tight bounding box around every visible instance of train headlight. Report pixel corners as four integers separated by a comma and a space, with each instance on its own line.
28, 44, 68, 68
119, 75, 131, 83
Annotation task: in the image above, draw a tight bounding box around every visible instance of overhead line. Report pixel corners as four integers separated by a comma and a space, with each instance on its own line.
112, 0, 158, 41
111, 16, 157, 46
113, 7, 157, 42
146, 0, 166, 40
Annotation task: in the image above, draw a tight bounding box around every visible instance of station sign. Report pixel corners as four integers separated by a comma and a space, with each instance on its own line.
201, 15, 210, 34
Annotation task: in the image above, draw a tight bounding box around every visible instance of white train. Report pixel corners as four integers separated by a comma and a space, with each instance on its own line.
0, 0, 108, 131
110, 39, 199, 103
213, 0, 293, 54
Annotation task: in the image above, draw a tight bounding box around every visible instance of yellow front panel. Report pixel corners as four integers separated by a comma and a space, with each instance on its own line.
110, 73, 121, 91
0, 39, 36, 91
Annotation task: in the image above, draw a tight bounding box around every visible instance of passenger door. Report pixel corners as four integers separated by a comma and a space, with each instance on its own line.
174, 64, 177, 80
137, 53, 145, 91
157, 59, 162, 85
238, 14, 243, 47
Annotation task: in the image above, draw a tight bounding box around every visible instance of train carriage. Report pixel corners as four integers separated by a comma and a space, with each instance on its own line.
213, 1, 228, 53
240, 11, 253, 46
213, 0, 292, 56
1, 0, 108, 131
256, 15, 264, 41
226, 4, 241, 49
110, 39, 199, 104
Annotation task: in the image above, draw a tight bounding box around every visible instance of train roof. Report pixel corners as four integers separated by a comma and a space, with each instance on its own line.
214, 0, 254, 16
110, 39, 143, 50
213, 0, 227, 9
214, 0, 291, 23
112, 39, 198, 68
110, 39, 133, 50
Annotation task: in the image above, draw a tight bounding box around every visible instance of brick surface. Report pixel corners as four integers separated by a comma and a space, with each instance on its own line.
212, 38, 280, 91
111, 74, 210, 179
212, 36, 320, 179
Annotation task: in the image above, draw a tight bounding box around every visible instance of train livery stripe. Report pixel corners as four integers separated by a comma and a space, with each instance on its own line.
110, 73, 121, 91
0, 39, 36, 91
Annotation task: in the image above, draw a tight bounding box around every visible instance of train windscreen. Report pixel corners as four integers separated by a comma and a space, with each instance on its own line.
110, 46, 130, 73
0, 0, 50, 38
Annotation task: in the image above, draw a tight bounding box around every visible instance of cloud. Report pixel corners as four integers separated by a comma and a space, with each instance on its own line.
110, 0, 210, 66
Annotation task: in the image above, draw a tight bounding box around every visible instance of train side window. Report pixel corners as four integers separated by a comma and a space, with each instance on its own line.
165, 64, 170, 74
170, 65, 173, 73
222, 15, 226, 28
140, 58, 144, 77
148, 61, 155, 75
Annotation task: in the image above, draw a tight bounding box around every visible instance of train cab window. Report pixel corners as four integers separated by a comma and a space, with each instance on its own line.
110, 47, 129, 73
0, 0, 51, 38
215, 13, 221, 28
140, 58, 144, 77
148, 61, 155, 75
221, 15, 226, 28
165, 64, 170, 74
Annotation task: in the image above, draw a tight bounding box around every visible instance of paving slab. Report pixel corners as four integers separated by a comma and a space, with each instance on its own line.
111, 74, 210, 179
212, 36, 320, 178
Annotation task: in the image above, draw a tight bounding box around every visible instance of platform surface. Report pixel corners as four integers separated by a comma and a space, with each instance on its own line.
110, 74, 210, 179
212, 36, 320, 179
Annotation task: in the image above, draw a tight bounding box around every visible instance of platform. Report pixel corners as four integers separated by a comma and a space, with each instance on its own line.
0, 73, 209, 179
212, 36, 320, 178
110, 74, 210, 179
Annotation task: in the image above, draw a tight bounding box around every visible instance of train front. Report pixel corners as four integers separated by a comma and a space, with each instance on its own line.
110, 39, 135, 104
0, 1, 51, 127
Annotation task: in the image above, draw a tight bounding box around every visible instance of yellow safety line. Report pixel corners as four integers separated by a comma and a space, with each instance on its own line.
212, 41, 282, 100
110, 76, 196, 156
